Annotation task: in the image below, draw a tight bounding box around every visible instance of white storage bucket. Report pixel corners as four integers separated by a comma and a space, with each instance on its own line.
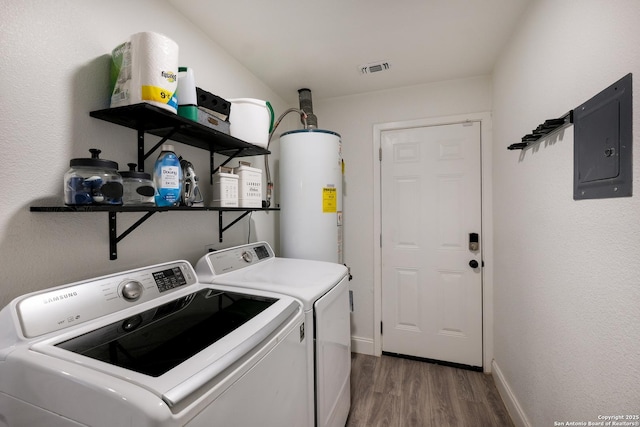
228, 98, 274, 148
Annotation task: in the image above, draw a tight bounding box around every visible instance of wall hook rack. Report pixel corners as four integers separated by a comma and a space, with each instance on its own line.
507, 111, 573, 150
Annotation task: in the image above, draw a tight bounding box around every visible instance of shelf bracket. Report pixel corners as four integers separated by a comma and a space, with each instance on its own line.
218, 210, 252, 242
218, 148, 244, 167
138, 127, 180, 169
31, 205, 277, 260
109, 211, 157, 260
211, 148, 244, 183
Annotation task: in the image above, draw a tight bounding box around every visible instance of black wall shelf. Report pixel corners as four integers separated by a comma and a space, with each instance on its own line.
32, 103, 278, 260
90, 103, 270, 176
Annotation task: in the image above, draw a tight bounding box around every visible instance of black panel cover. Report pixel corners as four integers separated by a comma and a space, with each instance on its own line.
574, 74, 632, 199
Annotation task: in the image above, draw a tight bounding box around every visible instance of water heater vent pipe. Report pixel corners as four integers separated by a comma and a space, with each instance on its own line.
298, 88, 318, 129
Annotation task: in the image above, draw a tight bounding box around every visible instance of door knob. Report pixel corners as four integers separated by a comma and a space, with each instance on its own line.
469, 260, 479, 269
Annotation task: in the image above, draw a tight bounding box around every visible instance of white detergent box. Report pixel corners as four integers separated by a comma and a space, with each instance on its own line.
234, 162, 262, 208
212, 168, 238, 207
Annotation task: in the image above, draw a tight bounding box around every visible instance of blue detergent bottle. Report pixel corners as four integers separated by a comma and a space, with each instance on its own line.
154, 144, 183, 207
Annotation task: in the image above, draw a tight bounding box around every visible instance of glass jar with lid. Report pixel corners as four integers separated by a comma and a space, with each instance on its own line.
64, 149, 123, 205
119, 163, 155, 206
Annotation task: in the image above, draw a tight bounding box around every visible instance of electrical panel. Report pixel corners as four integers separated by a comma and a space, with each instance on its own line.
574, 74, 632, 200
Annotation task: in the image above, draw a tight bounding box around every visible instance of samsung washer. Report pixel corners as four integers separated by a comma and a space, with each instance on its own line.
195, 241, 351, 427
0, 260, 309, 427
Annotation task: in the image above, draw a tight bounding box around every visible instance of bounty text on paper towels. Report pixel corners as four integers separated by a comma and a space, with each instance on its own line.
161, 71, 177, 82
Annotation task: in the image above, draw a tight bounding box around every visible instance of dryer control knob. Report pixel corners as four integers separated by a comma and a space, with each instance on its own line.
121, 280, 143, 301
241, 251, 253, 263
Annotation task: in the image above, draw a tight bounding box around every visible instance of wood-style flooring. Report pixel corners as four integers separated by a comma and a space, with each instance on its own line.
346, 353, 514, 427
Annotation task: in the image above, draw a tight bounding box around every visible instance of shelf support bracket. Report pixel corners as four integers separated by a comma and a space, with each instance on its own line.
137, 130, 145, 172
138, 127, 180, 168
210, 151, 215, 184
211, 148, 244, 183
218, 149, 244, 168
218, 210, 252, 242
109, 211, 157, 260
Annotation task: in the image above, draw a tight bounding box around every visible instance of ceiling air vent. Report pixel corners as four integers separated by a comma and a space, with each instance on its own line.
359, 61, 391, 75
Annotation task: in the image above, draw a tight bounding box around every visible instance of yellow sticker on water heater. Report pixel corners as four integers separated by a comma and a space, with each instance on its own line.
323, 187, 337, 213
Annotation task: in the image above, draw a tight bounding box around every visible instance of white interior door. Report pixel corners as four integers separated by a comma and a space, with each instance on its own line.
380, 121, 482, 367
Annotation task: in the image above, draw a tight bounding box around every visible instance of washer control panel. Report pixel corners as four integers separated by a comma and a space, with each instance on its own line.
15, 261, 197, 338
201, 242, 274, 278
152, 266, 188, 292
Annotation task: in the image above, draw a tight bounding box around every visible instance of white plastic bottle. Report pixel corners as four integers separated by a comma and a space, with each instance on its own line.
154, 144, 182, 207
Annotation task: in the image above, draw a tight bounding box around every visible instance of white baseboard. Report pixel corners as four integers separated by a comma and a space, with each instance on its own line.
491, 360, 532, 427
351, 336, 374, 355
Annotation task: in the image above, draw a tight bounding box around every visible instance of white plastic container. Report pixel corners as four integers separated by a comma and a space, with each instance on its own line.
234, 163, 262, 208
228, 98, 273, 148
212, 169, 239, 207
177, 67, 198, 121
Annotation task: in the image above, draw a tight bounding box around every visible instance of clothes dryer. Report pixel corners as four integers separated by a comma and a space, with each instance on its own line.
195, 242, 351, 427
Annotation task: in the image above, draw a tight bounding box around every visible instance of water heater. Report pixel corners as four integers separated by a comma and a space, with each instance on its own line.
279, 129, 343, 263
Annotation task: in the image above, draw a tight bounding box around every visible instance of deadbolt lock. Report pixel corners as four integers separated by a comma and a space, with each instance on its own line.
469, 233, 479, 251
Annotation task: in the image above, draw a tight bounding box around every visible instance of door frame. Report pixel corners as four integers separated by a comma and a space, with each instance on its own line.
372, 112, 494, 372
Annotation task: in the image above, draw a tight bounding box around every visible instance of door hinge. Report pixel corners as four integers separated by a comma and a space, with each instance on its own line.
379, 147, 382, 161
380, 321, 383, 335
380, 234, 382, 248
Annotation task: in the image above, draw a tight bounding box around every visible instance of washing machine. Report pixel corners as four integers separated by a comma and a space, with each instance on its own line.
195, 242, 351, 427
0, 260, 309, 427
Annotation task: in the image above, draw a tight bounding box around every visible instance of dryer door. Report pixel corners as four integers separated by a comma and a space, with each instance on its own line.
314, 275, 351, 427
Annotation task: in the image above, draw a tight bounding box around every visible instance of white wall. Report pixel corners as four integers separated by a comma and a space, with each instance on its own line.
492, 0, 640, 425
314, 77, 493, 352
0, 0, 289, 309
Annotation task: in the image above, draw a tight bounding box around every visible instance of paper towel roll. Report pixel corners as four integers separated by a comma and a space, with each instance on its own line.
110, 32, 179, 113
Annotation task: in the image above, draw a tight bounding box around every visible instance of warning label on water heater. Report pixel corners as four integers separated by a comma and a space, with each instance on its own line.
323, 186, 337, 213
